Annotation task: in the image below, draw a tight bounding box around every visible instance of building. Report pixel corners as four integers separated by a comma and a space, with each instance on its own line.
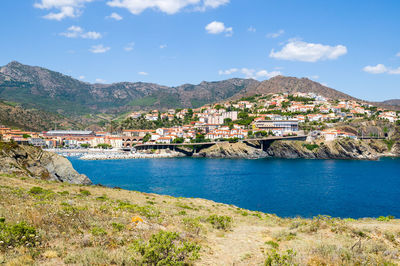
44, 130, 95, 138
253, 120, 299, 136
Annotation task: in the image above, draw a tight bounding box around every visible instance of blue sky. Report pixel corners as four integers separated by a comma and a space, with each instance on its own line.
0, 0, 399, 101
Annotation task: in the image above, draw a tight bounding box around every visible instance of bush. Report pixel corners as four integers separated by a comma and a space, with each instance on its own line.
116, 201, 160, 219
206, 215, 232, 230
303, 143, 319, 151
91, 226, 107, 236
80, 189, 91, 196
265, 249, 295, 266
0, 220, 39, 250
376, 216, 394, 222
265, 240, 279, 249
111, 222, 125, 232
131, 231, 200, 265
29, 186, 44, 195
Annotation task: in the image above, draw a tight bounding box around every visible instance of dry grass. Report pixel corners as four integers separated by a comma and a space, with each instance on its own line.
0, 174, 399, 265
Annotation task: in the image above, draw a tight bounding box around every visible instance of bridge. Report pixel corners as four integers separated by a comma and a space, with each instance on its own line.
134, 135, 307, 154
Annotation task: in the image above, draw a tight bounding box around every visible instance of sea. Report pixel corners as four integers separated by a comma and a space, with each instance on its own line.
68, 157, 400, 219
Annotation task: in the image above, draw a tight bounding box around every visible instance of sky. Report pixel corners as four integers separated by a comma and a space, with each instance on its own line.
0, 0, 399, 101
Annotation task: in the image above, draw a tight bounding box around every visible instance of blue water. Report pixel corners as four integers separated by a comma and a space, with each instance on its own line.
68, 157, 400, 218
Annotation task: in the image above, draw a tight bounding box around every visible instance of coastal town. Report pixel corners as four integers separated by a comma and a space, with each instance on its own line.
1, 92, 399, 151
1, 92, 399, 152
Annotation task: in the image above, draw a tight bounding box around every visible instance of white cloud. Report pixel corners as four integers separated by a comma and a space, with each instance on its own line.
160, 44, 167, 49
60, 26, 102, 39
107, 12, 123, 20
396, 52, 400, 57
266, 29, 284, 38
363, 64, 388, 74
205, 21, 233, 36
106, 0, 229, 15
247, 26, 256, 33
219, 68, 281, 79
78, 75, 85, 80
270, 40, 347, 62
218, 68, 238, 75
310, 75, 319, 80
34, 0, 93, 20
89, 44, 111, 53
388, 67, 400, 75
362, 64, 400, 75
203, 0, 229, 8
255, 70, 282, 79
138, 71, 149, 75
95, 78, 106, 83
81, 31, 102, 39
124, 42, 135, 51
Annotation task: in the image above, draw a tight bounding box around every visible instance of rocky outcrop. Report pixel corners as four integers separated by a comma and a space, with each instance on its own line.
196, 139, 398, 160
0, 142, 91, 185
194, 142, 268, 159
266, 139, 390, 160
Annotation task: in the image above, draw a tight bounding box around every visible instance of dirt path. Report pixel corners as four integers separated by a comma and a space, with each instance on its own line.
200, 225, 267, 265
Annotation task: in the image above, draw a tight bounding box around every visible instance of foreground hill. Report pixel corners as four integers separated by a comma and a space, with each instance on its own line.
0, 172, 399, 265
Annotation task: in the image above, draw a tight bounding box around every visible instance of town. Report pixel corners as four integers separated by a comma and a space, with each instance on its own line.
1, 92, 399, 150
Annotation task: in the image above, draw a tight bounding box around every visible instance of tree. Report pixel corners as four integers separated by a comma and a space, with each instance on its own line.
22, 134, 31, 139
142, 133, 151, 143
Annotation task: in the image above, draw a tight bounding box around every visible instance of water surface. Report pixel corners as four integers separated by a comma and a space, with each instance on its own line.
69, 157, 400, 218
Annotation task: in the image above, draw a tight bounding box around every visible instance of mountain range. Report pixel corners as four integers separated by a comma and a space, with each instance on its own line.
0, 61, 399, 130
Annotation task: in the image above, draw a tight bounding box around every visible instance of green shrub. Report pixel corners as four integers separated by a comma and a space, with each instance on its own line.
207, 215, 232, 230
80, 189, 91, 196
183, 217, 202, 235
376, 216, 394, 222
0, 220, 39, 250
265, 249, 295, 266
131, 231, 200, 265
265, 240, 279, 249
91, 226, 107, 236
29, 186, 44, 195
111, 222, 125, 232
96, 195, 108, 201
303, 143, 319, 151
116, 201, 160, 218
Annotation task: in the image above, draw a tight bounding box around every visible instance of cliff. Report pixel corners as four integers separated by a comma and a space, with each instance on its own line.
0, 142, 91, 185
196, 138, 399, 160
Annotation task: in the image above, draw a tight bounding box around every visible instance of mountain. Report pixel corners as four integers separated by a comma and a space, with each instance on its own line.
0, 61, 259, 115
0, 100, 81, 131
1, 61, 398, 119
238, 76, 357, 101
380, 99, 400, 106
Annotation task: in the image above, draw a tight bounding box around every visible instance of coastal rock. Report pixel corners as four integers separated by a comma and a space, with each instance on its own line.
0, 142, 91, 185
194, 142, 268, 159
195, 138, 397, 160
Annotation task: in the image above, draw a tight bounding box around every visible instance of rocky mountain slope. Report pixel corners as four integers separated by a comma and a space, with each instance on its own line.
1, 61, 398, 118
240, 76, 357, 100
0, 100, 81, 131
0, 141, 91, 185
0, 61, 258, 115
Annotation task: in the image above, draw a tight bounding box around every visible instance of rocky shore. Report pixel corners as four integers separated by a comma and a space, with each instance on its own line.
195, 138, 400, 160
0, 141, 91, 185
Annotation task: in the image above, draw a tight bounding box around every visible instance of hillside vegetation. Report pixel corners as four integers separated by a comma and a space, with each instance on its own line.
0, 100, 81, 131
0, 175, 399, 265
